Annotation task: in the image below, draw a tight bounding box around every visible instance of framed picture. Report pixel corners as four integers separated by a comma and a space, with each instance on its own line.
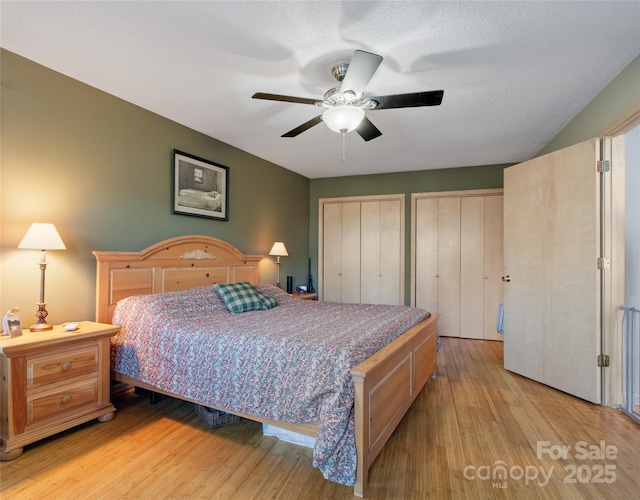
173, 150, 229, 220
2, 308, 22, 338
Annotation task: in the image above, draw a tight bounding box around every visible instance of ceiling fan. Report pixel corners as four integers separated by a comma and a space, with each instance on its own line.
252, 50, 444, 141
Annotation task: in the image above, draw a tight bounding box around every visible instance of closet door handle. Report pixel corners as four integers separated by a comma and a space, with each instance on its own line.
502, 275, 511, 282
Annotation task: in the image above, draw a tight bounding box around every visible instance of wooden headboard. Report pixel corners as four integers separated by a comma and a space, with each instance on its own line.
93, 235, 262, 324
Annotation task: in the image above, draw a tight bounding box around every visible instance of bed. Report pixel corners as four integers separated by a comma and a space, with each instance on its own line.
177, 188, 223, 211
94, 235, 439, 497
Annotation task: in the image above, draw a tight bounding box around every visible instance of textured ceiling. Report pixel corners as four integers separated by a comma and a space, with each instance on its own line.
1, 1, 639, 179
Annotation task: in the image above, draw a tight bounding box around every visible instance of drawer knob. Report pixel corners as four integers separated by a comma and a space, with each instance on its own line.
61, 362, 72, 371
61, 395, 71, 404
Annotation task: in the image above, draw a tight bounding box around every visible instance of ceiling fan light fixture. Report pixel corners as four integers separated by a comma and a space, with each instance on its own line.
322, 106, 365, 134
253, 50, 443, 141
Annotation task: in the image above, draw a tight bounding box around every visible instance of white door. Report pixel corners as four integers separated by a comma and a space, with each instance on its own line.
503, 139, 601, 403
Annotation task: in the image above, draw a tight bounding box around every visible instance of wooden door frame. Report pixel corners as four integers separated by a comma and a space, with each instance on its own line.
600, 103, 640, 407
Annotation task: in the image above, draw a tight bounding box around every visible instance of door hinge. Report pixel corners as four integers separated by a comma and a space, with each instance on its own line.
597, 354, 610, 367
596, 160, 610, 173
597, 257, 610, 270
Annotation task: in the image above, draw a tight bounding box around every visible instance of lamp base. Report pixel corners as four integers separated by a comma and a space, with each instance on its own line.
30, 302, 52, 332
29, 322, 53, 332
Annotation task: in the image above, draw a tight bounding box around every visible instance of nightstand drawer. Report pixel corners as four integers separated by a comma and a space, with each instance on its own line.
28, 346, 98, 388
28, 377, 98, 425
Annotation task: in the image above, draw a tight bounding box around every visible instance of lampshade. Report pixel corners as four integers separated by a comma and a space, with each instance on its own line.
18, 223, 66, 250
269, 241, 288, 257
322, 106, 365, 133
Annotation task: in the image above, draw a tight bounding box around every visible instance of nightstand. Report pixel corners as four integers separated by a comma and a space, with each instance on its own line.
0, 321, 119, 461
291, 292, 317, 300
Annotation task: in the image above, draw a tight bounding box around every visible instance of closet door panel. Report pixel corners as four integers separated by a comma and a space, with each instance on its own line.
380, 199, 402, 305
341, 202, 361, 303
437, 197, 461, 337
360, 201, 381, 304
415, 198, 438, 314
460, 196, 485, 339
323, 203, 343, 303
484, 195, 504, 341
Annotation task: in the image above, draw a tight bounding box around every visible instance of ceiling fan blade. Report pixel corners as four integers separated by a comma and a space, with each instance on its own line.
340, 50, 383, 98
369, 90, 444, 109
356, 116, 382, 142
252, 92, 319, 106
282, 115, 324, 137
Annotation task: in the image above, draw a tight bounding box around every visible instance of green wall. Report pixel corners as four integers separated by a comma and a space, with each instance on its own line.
537, 53, 640, 157
0, 49, 309, 325
309, 165, 508, 303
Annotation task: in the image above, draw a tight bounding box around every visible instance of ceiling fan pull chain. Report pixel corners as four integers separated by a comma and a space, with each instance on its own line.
342, 130, 346, 163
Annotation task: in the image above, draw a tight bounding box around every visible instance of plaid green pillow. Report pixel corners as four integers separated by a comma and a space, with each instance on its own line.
254, 288, 278, 310
216, 282, 266, 314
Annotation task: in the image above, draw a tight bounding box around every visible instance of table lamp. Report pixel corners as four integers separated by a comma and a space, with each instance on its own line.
269, 241, 288, 288
18, 223, 66, 331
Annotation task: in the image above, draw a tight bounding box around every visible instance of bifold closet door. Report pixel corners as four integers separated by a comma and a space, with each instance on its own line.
415, 197, 461, 337
361, 200, 402, 305
437, 198, 462, 337
460, 197, 485, 339
320, 194, 405, 305
483, 195, 504, 341
322, 202, 361, 303
415, 198, 438, 315
459, 195, 504, 340
414, 190, 503, 340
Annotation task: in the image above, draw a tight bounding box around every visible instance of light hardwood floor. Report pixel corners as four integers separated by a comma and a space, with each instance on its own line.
2, 338, 639, 499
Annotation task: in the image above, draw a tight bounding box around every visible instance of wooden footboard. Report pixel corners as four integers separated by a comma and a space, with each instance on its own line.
351, 313, 439, 497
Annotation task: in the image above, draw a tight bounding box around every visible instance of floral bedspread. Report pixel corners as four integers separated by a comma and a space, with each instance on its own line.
111, 284, 430, 486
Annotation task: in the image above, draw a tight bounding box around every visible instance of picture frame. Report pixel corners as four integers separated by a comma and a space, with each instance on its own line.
173, 150, 229, 220
2, 308, 22, 338
7, 319, 22, 338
